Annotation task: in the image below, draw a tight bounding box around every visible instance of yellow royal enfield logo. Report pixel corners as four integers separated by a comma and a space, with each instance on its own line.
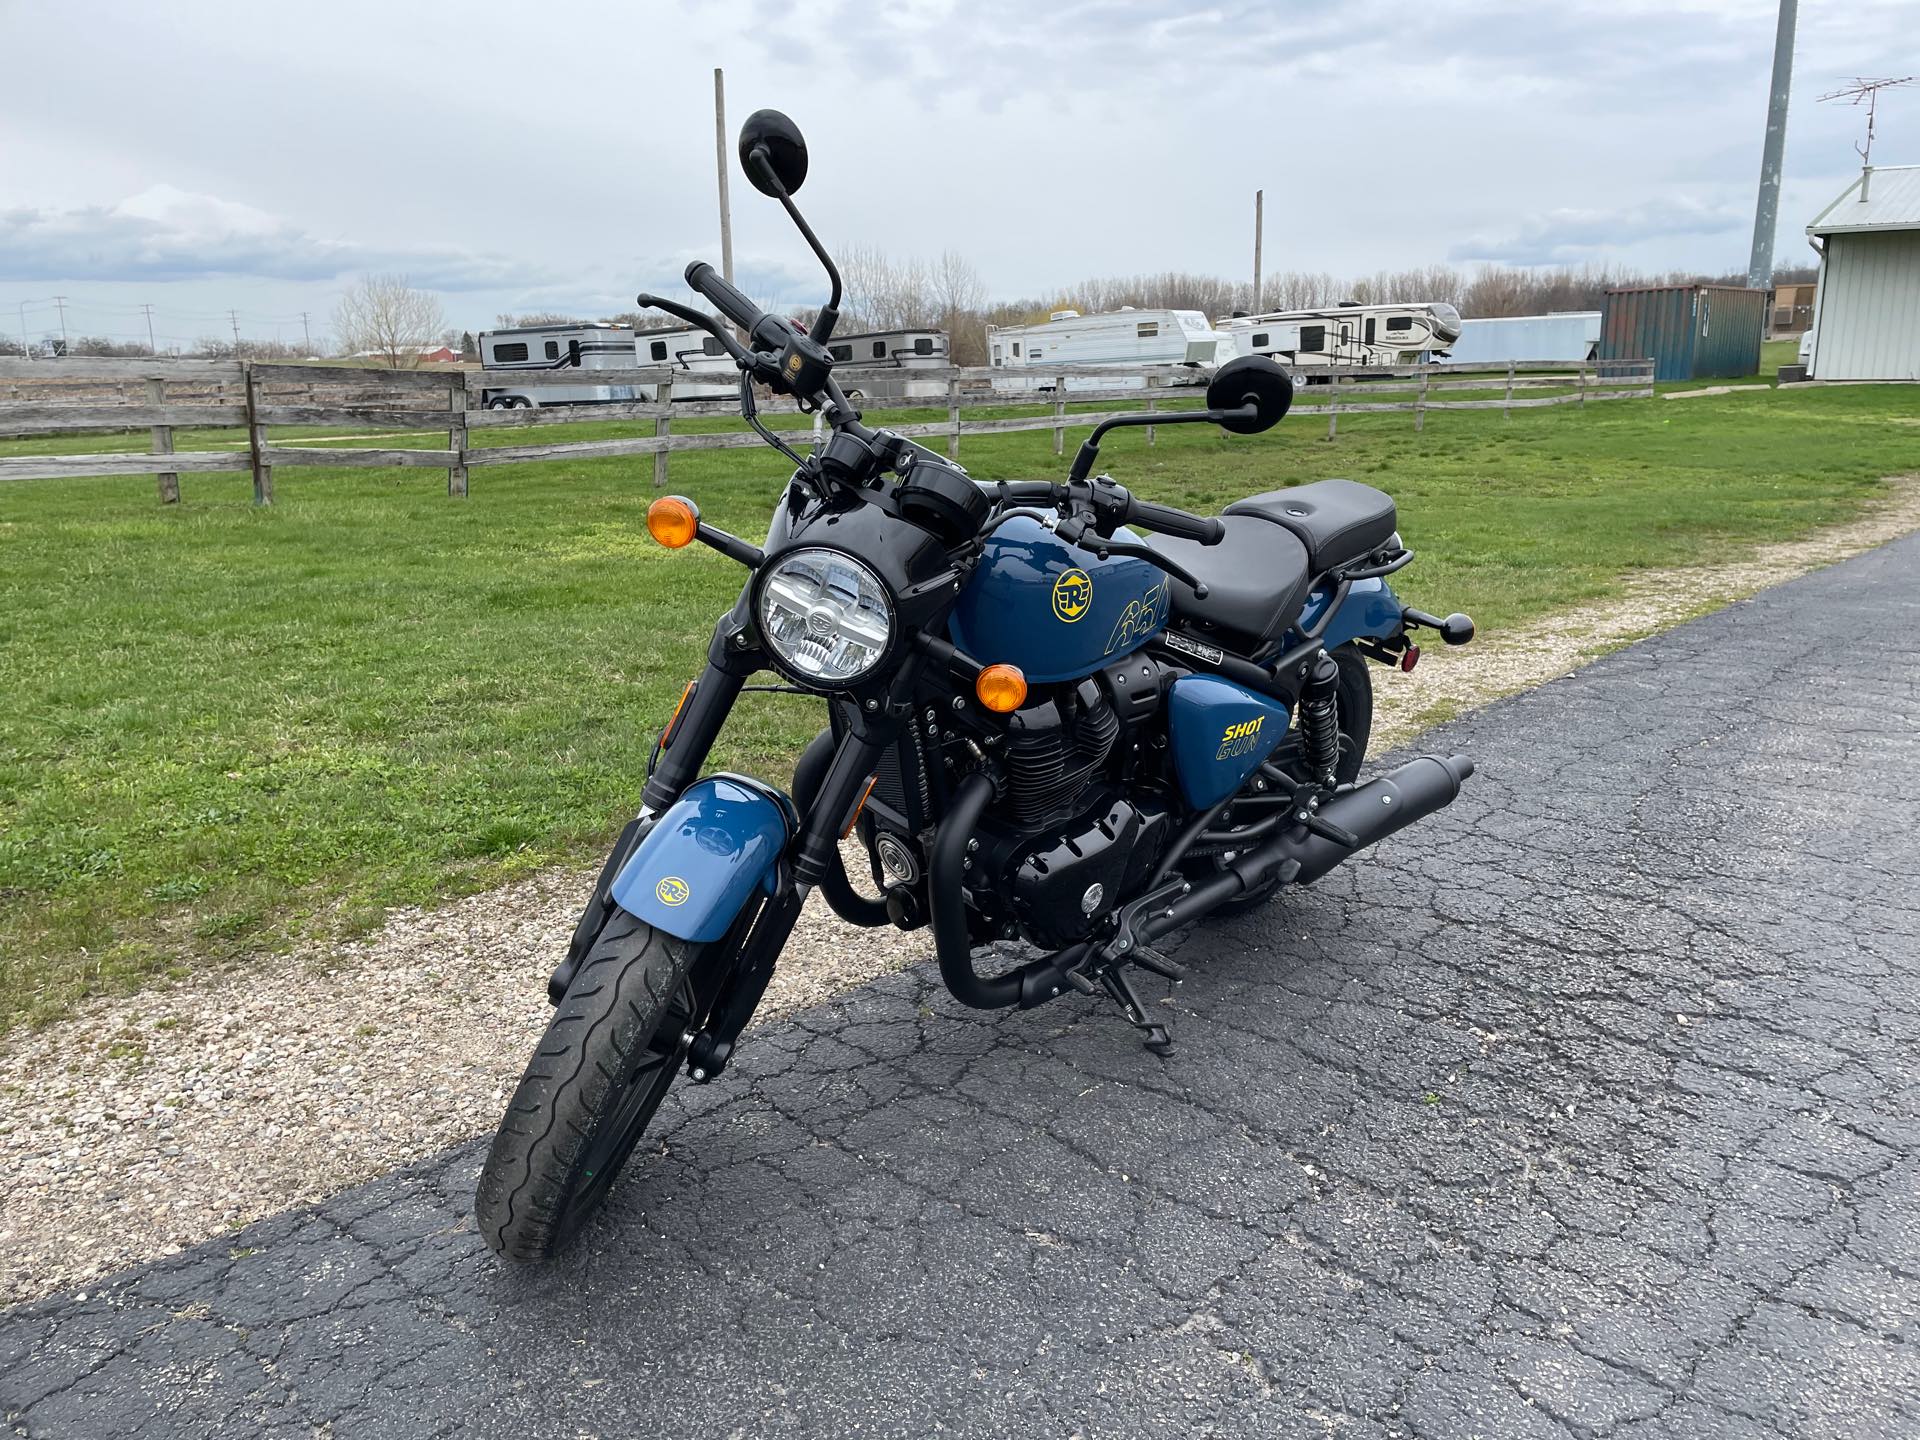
655, 875, 691, 907
1216, 716, 1266, 760
1052, 568, 1093, 623
786, 354, 803, 374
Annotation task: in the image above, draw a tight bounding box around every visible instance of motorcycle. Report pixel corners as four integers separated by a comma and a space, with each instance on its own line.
477, 109, 1478, 1260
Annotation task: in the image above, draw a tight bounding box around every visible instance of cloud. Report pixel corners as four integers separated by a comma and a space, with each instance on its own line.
0, 185, 541, 291
1448, 195, 1750, 265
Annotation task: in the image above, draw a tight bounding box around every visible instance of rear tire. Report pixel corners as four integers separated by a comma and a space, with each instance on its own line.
476, 908, 699, 1261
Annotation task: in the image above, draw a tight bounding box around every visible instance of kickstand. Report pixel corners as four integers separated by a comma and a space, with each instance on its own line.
1099, 965, 1174, 1056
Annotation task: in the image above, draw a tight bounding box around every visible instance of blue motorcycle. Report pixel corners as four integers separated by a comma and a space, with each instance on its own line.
478, 109, 1478, 1260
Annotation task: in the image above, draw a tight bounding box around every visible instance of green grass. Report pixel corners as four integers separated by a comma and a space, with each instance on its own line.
2, 382, 1916, 1029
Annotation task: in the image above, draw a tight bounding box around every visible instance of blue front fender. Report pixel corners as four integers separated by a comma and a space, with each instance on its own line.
1294, 577, 1404, 651
610, 775, 792, 943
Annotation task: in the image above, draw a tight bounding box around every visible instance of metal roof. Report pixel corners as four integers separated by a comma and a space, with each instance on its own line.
1807, 165, 1920, 235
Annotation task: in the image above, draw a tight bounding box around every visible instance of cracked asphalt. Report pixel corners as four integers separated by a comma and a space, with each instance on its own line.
6, 533, 1919, 1439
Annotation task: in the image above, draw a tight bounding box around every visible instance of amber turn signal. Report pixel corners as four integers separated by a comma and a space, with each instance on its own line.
975, 663, 1028, 714
647, 495, 700, 548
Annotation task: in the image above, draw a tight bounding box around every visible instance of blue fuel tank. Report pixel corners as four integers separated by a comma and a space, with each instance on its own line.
1166, 674, 1293, 809
949, 515, 1169, 683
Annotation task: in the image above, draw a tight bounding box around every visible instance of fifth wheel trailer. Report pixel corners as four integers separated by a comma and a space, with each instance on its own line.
987, 308, 1229, 391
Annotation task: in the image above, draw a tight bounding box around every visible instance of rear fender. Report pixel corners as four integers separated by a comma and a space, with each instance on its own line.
1294, 578, 1404, 651
610, 774, 795, 944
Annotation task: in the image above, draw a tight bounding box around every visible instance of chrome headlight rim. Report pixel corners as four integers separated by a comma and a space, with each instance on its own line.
753, 546, 897, 691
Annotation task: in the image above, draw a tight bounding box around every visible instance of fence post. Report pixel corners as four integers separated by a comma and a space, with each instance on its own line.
1145, 373, 1158, 446
1327, 375, 1339, 441
1579, 363, 1589, 408
946, 373, 961, 460
1504, 361, 1515, 420
1414, 369, 1429, 433
242, 362, 272, 505
146, 376, 179, 504
446, 371, 469, 497
1053, 373, 1066, 456
653, 376, 673, 487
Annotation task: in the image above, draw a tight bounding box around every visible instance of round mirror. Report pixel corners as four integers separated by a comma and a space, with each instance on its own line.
1206, 356, 1294, 434
738, 109, 809, 197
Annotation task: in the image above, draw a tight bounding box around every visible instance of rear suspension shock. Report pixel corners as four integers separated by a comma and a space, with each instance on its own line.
1298, 649, 1341, 787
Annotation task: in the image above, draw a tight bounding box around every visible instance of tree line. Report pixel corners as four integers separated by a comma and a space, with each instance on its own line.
3, 258, 1819, 366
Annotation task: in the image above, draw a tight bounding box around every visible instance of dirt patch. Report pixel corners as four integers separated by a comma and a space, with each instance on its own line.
3, 475, 1915, 1303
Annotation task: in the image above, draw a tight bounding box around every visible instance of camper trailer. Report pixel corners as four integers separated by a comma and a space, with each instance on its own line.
635, 325, 742, 401
1218, 302, 1462, 374
1444, 312, 1600, 366
987, 308, 1229, 391
820, 329, 949, 402
477, 322, 639, 408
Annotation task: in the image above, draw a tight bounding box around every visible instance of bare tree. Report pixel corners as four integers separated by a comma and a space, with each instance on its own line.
932, 250, 988, 365
333, 274, 447, 367
494, 310, 580, 327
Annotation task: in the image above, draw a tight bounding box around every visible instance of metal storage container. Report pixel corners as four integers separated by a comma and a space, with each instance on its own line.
1599, 285, 1766, 381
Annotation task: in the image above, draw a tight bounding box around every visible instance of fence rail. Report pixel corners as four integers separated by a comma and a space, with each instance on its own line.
0, 356, 1654, 501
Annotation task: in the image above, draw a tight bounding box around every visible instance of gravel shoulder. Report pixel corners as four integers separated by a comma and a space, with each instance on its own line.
3, 474, 1915, 1305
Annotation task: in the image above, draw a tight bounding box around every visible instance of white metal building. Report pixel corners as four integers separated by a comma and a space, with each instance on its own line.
1804, 165, 1920, 381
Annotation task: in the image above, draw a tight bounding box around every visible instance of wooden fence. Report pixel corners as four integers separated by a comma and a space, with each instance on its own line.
0, 356, 1655, 502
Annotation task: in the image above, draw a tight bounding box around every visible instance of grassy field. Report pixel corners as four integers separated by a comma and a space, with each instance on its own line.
2, 380, 1915, 1030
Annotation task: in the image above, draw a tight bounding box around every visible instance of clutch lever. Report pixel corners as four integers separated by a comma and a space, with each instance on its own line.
634, 292, 780, 383
1057, 517, 1209, 600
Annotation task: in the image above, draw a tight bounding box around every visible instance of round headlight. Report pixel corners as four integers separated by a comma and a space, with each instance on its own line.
756, 548, 894, 686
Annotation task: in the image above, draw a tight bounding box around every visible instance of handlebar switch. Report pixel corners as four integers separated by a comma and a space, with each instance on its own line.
774, 334, 834, 398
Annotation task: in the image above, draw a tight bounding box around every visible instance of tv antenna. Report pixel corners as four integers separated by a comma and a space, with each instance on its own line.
1818, 76, 1914, 167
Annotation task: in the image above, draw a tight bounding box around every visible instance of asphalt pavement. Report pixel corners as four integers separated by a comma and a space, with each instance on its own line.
5, 533, 1918, 1439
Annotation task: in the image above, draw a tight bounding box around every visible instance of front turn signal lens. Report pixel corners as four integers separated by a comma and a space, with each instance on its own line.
975, 663, 1028, 714
647, 495, 700, 548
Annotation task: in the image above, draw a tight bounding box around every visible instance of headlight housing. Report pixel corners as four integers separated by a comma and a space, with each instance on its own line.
755, 548, 894, 687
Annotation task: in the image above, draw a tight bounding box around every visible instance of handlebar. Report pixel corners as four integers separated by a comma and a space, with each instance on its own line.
1128, 498, 1223, 546
684, 262, 793, 354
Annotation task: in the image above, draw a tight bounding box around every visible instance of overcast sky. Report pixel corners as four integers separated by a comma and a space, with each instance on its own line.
1, 0, 1914, 350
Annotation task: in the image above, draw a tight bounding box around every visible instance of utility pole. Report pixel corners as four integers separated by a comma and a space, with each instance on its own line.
17, 300, 33, 361
141, 303, 158, 355
1745, 0, 1798, 291
299, 311, 312, 353
714, 67, 735, 288
228, 309, 243, 357
52, 295, 69, 354
1252, 190, 1264, 314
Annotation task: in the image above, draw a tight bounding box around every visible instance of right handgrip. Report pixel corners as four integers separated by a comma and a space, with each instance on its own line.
685, 261, 790, 352
1130, 499, 1224, 546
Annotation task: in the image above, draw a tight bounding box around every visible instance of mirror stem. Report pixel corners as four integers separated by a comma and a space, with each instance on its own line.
750, 146, 844, 343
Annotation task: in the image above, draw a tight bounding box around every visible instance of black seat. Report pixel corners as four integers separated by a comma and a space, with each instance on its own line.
1225, 479, 1397, 575
1145, 516, 1312, 657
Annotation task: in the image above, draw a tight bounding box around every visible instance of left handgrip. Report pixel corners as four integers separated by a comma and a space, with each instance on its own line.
685, 262, 792, 353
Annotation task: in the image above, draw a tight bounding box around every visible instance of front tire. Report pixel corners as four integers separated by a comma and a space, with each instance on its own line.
476, 908, 698, 1261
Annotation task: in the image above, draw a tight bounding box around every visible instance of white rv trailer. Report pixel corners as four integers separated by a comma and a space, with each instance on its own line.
1444, 312, 1600, 366
1218, 302, 1463, 374
477, 322, 639, 408
987, 308, 1229, 392
820, 328, 949, 402
635, 325, 741, 401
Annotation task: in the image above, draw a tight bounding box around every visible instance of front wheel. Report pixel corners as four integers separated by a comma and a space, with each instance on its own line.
476, 908, 700, 1261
